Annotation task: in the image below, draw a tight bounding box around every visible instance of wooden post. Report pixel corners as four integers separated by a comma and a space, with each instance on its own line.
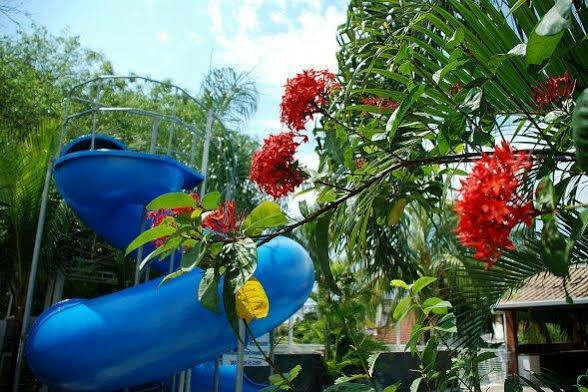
504, 310, 518, 375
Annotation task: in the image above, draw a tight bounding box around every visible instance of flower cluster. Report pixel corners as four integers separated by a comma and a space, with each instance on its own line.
279, 69, 339, 131
361, 97, 399, 110
531, 71, 577, 109
250, 131, 307, 199
201, 201, 237, 235
147, 193, 237, 247
450, 82, 463, 96
146, 209, 175, 248
454, 142, 535, 268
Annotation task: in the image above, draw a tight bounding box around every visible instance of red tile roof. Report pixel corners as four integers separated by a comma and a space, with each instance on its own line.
495, 265, 588, 309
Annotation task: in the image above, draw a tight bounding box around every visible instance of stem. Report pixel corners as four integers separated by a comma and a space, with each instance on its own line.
336, 306, 379, 391
465, 49, 556, 151
535, 202, 588, 216
321, 110, 405, 162
243, 322, 299, 391
314, 179, 353, 193
254, 148, 575, 245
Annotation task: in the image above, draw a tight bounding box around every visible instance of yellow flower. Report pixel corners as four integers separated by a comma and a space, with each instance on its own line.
235, 277, 269, 322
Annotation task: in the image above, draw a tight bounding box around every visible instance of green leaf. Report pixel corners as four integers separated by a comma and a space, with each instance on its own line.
506, 0, 528, 16
158, 269, 186, 287
287, 365, 302, 381
526, 0, 572, 65
385, 84, 425, 143
391, 279, 409, 289
572, 88, 588, 171
393, 296, 412, 321
432, 59, 468, 84
367, 352, 381, 376
222, 275, 240, 336
324, 383, 374, 392
504, 376, 523, 392
198, 268, 219, 313
387, 199, 408, 226
318, 188, 337, 204
201, 191, 221, 210
138, 245, 168, 270
459, 87, 483, 114
241, 201, 288, 236
421, 336, 438, 369
405, 324, 426, 350
476, 351, 497, 363
410, 276, 437, 294
383, 383, 401, 392
410, 377, 422, 392
435, 313, 458, 333
540, 217, 570, 277
223, 238, 258, 292
311, 212, 341, 295
146, 192, 196, 211
535, 175, 555, 210
446, 27, 464, 49
181, 243, 205, 269
125, 223, 177, 255
422, 297, 452, 315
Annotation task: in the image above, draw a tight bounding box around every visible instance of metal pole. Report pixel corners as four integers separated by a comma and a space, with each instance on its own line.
199, 110, 214, 195
185, 369, 191, 392
213, 356, 221, 392
150, 117, 161, 154
134, 212, 147, 285
90, 82, 103, 150
178, 370, 185, 392
269, 330, 275, 376
288, 317, 293, 353
235, 320, 245, 392
12, 159, 54, 392
170, 372, 177, 392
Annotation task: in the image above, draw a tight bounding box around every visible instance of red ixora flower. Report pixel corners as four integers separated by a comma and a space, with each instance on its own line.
202, 201, 238, 235
250, 131, 307, 199
280, 69, 339, 131
454, 141, 535, 268
361, 97, 399, 110
531, 71, 576, 109
450, 82, 462, 96
147, 192, 200, 247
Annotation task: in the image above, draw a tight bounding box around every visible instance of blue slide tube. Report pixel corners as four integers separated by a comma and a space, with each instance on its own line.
191, 361, 267, 392
25, 135, 315, 391
26, 236, 314, 391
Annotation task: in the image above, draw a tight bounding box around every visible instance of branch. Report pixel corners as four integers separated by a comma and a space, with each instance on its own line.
254, 148, 575, 244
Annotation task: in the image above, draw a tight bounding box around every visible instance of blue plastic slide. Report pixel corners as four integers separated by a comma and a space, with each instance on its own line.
25, 135, 315, 391
190, 361, 267, 392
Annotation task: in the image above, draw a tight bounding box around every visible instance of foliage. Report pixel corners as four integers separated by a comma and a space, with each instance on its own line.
127, 192, 286, 333
0, 26, 108, 133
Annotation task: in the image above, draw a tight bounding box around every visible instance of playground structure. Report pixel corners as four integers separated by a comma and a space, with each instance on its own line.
13, 76, 315, 391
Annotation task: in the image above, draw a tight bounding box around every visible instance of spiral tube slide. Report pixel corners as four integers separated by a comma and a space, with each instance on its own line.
25, 135, 315, 391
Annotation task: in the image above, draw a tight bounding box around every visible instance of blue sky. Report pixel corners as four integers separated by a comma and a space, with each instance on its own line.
8, 0, 348, 168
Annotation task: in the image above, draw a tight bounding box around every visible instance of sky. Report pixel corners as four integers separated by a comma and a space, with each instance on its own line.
5, 0, 348, 169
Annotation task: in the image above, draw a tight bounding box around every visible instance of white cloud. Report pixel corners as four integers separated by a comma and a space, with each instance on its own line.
297, 151, 319, 171
269, 10, 287, 25
208, 2, 224, 33
214, 5, 345, 86
187, 31, 201, 44
156, 31, 169, 44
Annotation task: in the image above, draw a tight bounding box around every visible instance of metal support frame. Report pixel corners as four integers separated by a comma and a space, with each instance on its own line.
200, 109, 215, 195
12, 157, 55, 392
11, 75, 240, 391
235, 319, 246, 392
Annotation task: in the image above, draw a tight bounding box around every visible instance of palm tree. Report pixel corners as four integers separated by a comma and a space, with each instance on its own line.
200, 67, 259, 128
0, 120, 71, 387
